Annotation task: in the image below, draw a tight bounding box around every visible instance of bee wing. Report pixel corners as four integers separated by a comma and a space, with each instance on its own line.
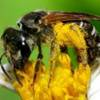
42, 12, 100, 24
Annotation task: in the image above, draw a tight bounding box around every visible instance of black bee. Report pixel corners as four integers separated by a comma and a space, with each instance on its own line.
0, 11, 100, 84
18, 11, 100, 64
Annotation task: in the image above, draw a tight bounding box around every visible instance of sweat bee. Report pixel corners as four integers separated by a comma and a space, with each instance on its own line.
18, 11, 100, 65
0, 11, 100, 84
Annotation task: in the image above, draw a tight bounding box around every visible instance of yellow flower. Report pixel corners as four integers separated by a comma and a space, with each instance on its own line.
53, 22, 87, 49
13, 54, 91, 100
13, 22, 91, 100
53, 22, 88, 64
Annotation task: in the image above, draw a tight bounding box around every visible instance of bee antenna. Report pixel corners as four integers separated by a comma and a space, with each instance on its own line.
0, 53, 12, 80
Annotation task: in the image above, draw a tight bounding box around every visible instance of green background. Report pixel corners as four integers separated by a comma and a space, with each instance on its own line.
0, 0, 100, 100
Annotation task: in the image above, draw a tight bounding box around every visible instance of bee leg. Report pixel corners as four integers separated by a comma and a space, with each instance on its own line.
0, 53, 11, 80
35, 39, 43, 72
37, 39, 43, 60
13, 67, 22, 86
10, 56, 22, 85
50, 40, 59, 68
77, 48, 88, 65
33, 39, 43, 81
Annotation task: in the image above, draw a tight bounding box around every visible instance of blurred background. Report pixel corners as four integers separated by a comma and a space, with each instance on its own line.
0, 0, 100, 100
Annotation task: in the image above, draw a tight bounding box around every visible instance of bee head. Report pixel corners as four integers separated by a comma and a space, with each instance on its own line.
2, 28, 19, 43
17, 11, 47, 35
1, 28, 31, 69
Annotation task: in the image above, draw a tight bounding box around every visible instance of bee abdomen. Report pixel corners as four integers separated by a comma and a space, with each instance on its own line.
78, 21, 100, 63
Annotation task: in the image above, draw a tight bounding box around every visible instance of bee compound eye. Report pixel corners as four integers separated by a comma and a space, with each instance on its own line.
32, 26, 41, 33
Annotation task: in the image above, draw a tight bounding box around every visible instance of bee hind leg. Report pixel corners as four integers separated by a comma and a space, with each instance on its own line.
35, 38, 43, 72
33, 39, 43, 81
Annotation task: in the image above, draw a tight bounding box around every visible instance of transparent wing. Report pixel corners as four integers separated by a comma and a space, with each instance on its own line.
43, 12, 100, 24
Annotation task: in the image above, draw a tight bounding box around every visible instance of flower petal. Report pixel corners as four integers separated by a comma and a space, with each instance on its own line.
88, 65, 100, 99
0, 64, 14, 90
